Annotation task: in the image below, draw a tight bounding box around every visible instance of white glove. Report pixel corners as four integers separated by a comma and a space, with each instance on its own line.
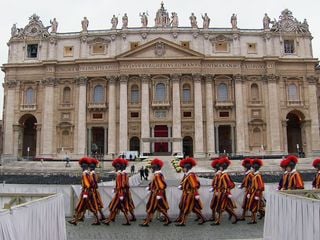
178, 185, 182, 190
247, 194, 251, 199
228, 194, 232, 199
119, 196, 124, 201
145, 187, 150, 191
237, 185, 242, 189
83, 193, 88, 199
195, 195, 200, 200
156, 195, 162, 200
209, 187, 214, 192
215, 192, 219, 196
254, 196, 259, 200
112, 189, 115, 194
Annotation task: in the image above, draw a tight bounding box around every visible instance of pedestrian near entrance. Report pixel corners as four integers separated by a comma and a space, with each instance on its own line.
139, 166, 145, 180
131, 164, 135, 174
144, 167, 149, 180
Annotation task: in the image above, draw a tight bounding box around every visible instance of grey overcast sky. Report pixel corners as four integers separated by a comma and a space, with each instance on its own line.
1, 0, 319, 119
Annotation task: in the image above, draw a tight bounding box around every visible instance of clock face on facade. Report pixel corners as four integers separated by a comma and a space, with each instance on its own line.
282, 20, 295, 32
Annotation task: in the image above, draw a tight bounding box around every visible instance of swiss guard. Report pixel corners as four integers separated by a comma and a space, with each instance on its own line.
247, 159, 265, 224
103, 158, 131, 225
209, 158, 222, 222
175, 157, 206, 226
278, 158, 290, 190
89, 157, 106, 221
286, 155, 304, 190
140, 158, 171, 227
212, 157, 238, 225
312, 158, 320, 189
68, 157, 100, 225
239, 158, 254, 221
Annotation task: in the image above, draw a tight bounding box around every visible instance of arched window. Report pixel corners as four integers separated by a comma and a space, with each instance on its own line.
251, 83, 259, 101
62, 130, 70, 147
217, 83, 228, 101
25, 88, 34, 105
62, 87, 71, 103
183, 84, 191, 103
131, 85, 139, 103
93, 85, 104, 103
155, 83, 166, 101
253, 127, 262, 146
288, 83, 298, 101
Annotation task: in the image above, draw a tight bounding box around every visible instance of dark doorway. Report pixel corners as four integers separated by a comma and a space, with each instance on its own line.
183, 136, 193, 157
154, 125, 168, 153
130, 137, 140, 152
91, 127, 104, 155
218, 125, 232, 154
20, 114, 37, 158
286, 112, 303, 154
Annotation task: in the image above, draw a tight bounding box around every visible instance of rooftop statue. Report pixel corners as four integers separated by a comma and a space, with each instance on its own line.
263, 13, 270, 30
122, 13, 128, 29
190, 13, 198, 28
170, 12, 178, 28
202, 13, 210, 29
231, 13, 237, 29
140, 12, 148, 27
81, 17, 89, 32
155, 1, 170, 27
50, 18, 58, 33
111, 15, 118, 29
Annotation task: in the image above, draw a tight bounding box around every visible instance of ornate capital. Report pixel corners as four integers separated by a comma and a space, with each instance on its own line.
107, 75, 117, 84
193, 74, 202, 82
119, 75, 128, 84
205, 74, 214, 84
233, 74, 243, 82
263, 74, 279, 83
171, 74, 181, 82
306, 75, 318, 85
76, 76, 88, 85
42, 77, 58, 86
4, 80, 18, 89
140, 74, 150, 83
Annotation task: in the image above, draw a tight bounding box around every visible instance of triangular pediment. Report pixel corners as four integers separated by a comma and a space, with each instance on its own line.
117, 38, 203, 59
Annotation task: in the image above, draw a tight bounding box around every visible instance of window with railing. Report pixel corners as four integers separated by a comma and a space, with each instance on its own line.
288, 83, 299, 101
155, 83, 166, 101
217, 83, 228, 102
251, 83, 259, 101
131, 84, 139, 103
284, 40, 295, 54
182, 84, 191, 103
25, 88, 35, 104
93, 85, 104, 103
63, 87, 71, 103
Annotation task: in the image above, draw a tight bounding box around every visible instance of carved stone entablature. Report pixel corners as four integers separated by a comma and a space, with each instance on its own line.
209, 34, 233, 43
171, 74, 181, 82
119, 75, 128, 83
107, 75, 117, 84
193, 73, 202, 82
141, 74, 151, 83
76, 76, 88, 85
205, 74, 214, 83
87, 37, 111, 45
270, 9, 310, 34
11, 14, 50, 41
154, 42, 166, 57
264, 74, 279, 83
306, 75, 318, 85
42, 77, 58, 86
4, 80, 18, 89
233, 74, 243, 82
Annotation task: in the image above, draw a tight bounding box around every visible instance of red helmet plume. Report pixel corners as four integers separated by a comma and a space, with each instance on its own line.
79, 157, 90, 165
286, 155, 298, 164
312, 158, 320, 168
211, 158, 221, 168
252, 158, 263, 166
242, 158, 253, 167
180, 157, 197, 168
151, 158, 164, 168
112, 158, 124, 167
89, 157, 100, 165
219, 157, 231, 166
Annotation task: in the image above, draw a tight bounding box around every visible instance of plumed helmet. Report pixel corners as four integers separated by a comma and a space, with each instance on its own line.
286, 155, 298, 164
211, 158, 221, 168
180, 157, 197, 168
89, 157, 100, 165
151, 158, 164, 168
312, 158, 320, 168
280, 158, 290, 168
121, 158, 129, 167
219, 157, 231, 167
112, 158, 124, 167
252, 158, 263, 167
242, 158, 253, 167
79, 157, 90, 165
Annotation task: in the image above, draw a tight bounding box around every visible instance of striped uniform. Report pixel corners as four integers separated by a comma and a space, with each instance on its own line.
312, 170, 320, 189
247, 171, 265, 213
287, 169, 304, 190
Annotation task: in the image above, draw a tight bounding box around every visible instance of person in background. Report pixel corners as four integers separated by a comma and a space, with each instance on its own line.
131, 164, 135, 174
139, 166, 145, 180
144, 167, 149, 180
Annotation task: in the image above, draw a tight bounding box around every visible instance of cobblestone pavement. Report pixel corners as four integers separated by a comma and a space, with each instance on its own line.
66, 216, 263, 240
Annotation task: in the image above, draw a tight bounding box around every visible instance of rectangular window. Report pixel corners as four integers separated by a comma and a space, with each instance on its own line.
215, 42, 228, 52
130, 112, 139, 118
284, 40, 295, 54
27, 44, 38, 58
219, 111, 229, 117
63, 46, 73, 57
183, 112, 192, 117
92, 44, 105, 54
247, 43, 257, 54
92, 113, 103, 119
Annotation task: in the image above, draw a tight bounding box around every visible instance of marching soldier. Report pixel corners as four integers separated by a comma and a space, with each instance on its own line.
175, 157, 206, 226
209, 158, 222, 222
286, 155, 304, 190
238, 158, 254, 221
312, 158, 320, 189
140, 158, 171, 226
121, 159, 136, 222
212, 157, 238, 225
89, 157, 106, 221
68, 157, 100, 225
247, 159, 265, 224
104, 158, 131, 225
278, 158, 289, 191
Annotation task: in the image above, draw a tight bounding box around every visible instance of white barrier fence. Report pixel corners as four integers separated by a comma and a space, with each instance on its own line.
0, 193, 67, 240
263, 190, 320, 240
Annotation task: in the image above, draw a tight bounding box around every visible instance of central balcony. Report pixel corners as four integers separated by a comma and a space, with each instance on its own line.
151, 100, 170, 109
87, 102, 107, 111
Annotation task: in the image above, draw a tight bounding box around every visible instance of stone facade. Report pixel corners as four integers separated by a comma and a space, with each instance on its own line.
2, 7, 320, 160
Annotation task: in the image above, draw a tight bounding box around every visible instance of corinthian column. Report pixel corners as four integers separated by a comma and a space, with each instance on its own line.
119, 75, 128, 153
171, 74, 182, 154
76, 77, 87, 156
41, 78, 55, 156
205, 75, 216, 156
306, 76, 320, 155
108, 76, 117, 156
141, 75, 150, 154
235, 74, 245, 155
266, 74, 281, 154
3, 81, 17, 157
193, 74, 205, 158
